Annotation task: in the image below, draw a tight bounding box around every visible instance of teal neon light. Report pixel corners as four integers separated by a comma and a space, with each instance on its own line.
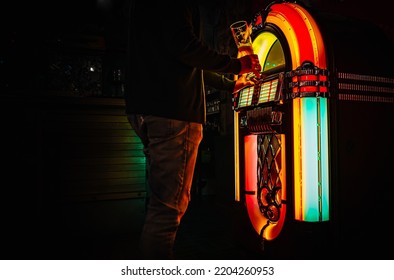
301, 97, 329, 221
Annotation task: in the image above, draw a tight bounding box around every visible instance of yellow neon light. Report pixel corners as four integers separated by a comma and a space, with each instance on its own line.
290, 4, 327, 68
293, 98, 303, 218
252, 32, 279, 69
267, 13, 300, 67
266, 3, 327, 68
234, 112, 240, 201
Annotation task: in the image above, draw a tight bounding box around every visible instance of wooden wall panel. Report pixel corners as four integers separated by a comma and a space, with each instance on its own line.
37, 98, 147, 236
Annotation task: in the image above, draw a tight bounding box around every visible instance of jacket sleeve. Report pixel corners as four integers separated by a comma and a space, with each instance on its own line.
203, 71, 236, 92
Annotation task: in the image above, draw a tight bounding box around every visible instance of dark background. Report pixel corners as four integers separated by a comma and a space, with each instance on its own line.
2, 0, 393, 92
2, 0, 393, 93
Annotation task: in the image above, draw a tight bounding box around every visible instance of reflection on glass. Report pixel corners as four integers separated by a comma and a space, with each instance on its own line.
264, 40, 285, 72
252, 32, 285, 73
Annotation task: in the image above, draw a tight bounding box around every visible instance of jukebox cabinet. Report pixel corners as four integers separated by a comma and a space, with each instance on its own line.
233, 1, 394, 257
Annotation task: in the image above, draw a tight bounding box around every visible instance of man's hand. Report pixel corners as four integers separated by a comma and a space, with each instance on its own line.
233, 73, 257, 93
239, 54, 261, 78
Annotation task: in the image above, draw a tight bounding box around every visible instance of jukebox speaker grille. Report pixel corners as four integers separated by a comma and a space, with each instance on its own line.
257, 134, 283, 223
337, 72, 394, 103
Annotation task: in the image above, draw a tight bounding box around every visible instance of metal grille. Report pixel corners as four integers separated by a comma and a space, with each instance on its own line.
337, 72, 394, 103
256, 134, 283, 223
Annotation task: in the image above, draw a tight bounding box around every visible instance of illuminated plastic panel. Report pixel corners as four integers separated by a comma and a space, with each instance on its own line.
234, 74, 283, 111
265, 2, 330, 222
244, 134, 286, 241
237, 87, 254, 108
292, 96, 329, 221
258, 78, 279, 103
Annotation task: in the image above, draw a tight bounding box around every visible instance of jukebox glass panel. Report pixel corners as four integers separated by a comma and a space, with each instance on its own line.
252, 32, 285, 73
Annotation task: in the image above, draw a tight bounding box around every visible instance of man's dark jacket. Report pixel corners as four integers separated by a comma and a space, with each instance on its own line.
125, 0, 241, 124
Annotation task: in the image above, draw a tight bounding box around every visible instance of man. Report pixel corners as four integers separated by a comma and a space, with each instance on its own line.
125, 0, 261, 259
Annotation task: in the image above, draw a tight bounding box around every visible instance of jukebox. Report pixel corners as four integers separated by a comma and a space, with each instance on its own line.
233, 1, 394, 257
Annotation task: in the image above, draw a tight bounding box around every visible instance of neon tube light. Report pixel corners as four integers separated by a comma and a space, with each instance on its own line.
293, 97, 329, 221
265, 3, 330, 222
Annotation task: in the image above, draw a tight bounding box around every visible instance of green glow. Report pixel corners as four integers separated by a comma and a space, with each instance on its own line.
319, 98, 330, 221
301, 97, 329, 221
